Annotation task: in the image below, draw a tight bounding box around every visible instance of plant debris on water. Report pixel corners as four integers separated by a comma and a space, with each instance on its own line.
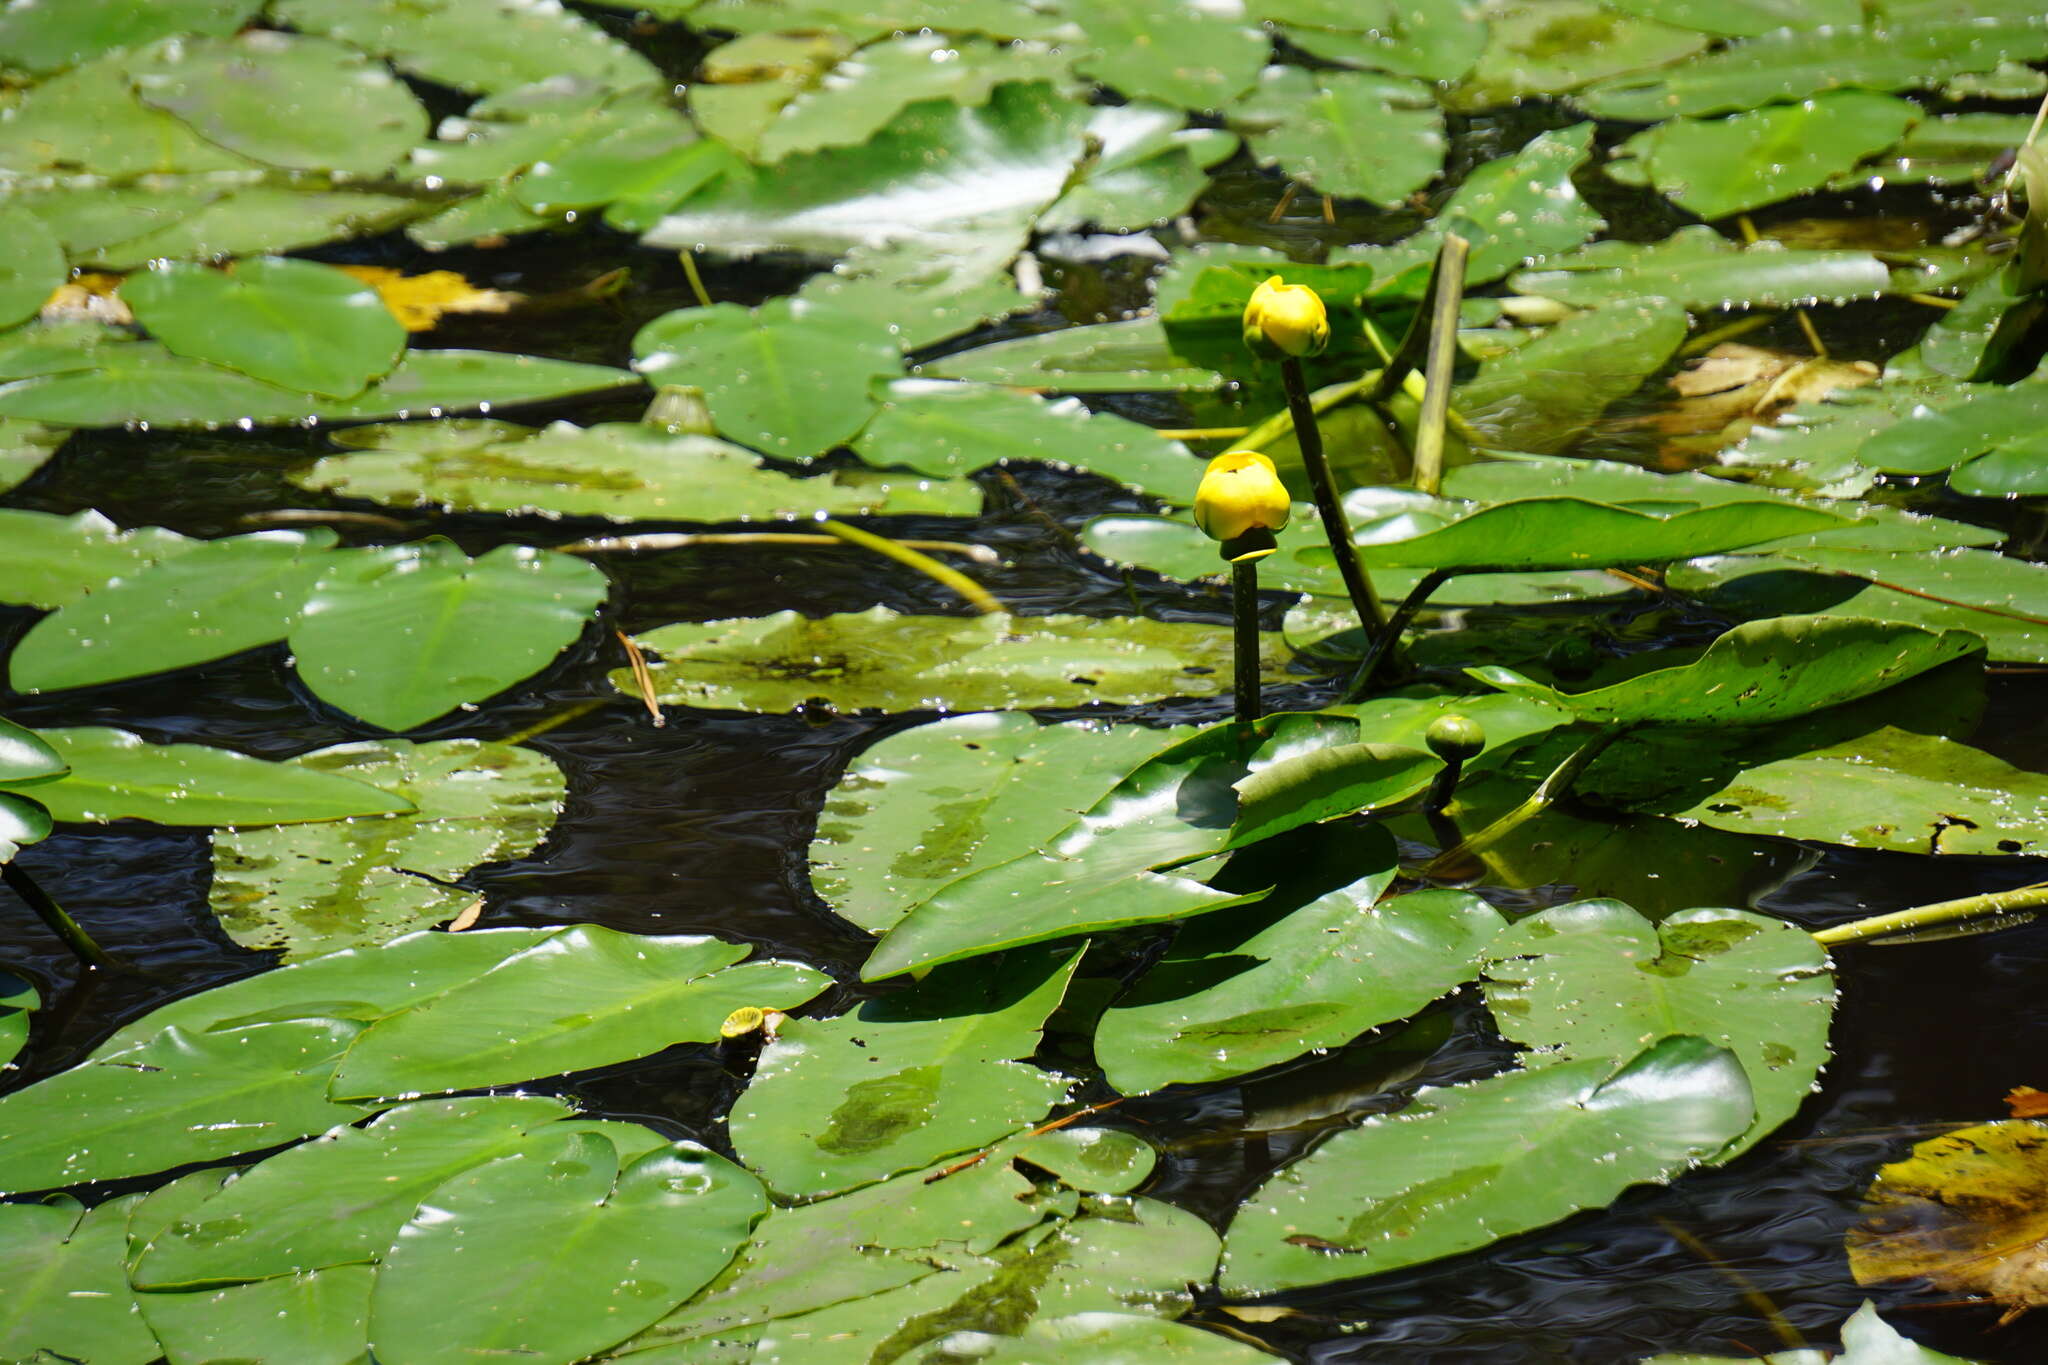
1, 1, 2046, 1362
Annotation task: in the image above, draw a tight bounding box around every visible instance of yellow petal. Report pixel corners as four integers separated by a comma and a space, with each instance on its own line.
336, 264, 523, 333
1194, 449, 1291, 545
1242, 276, 1330, 359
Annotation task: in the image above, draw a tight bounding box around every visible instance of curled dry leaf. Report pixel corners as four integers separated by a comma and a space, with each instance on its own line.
1624, 342, 1879, 460
2007, 1087, 2048, 1119
1847, 1119, 2048, 1322
335, 265, 523, 333
39, 272, 131, 326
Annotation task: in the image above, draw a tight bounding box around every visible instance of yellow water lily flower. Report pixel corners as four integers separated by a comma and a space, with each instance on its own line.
1195, 449, 1291, 562
1242, 276, 1330, 359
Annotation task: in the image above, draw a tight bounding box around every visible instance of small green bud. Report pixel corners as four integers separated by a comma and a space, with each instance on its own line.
1425, 714, 1485, 764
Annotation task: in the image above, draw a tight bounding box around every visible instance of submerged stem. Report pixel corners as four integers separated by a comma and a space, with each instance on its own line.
1279, 356, 1387, 636
1418, 726, 1629, 880
3, 861, 113, 971
1812, 881, 2048, 947
1232, 558, 1262, 725
818, 520, 1003, 615
1342, 569, 1449, 701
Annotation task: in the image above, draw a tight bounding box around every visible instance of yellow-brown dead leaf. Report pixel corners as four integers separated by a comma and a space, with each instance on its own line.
336, 265, 522, 333
40, 272, 132, 326
1847, 1119, 2048, 1319
1621, 343, 1880, 462
2008, 1087, 2048, 1119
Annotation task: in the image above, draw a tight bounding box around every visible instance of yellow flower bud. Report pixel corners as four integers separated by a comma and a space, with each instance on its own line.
1194, 449, 1291, 562
1242, 276, 1330, 359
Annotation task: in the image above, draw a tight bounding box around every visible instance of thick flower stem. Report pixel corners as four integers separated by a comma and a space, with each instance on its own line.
1343, 569, 1451, 701
3, 861, 113, 971
1419, 726, 1628, 880
1812, 881, 2048, 948
1279, 355, 1387, 636
1411, 234, 1470, 497
1232, 558, 1262, 725
818, 520, 1002, 615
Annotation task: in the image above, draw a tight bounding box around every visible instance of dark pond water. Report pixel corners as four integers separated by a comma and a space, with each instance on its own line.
3, 168, 2046, 1364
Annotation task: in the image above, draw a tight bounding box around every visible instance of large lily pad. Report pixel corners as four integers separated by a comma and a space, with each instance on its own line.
810, 713, 1196, 935
1350, 497, 1851, 572
210, 739, 564, 959
1457, 299, 1688, 454
1453, 1, 1707, 107
290, 541, 607, 731
299, 418, 979, 521
1098, 867, 1504, 1095
730, 951, 1078, 1197
136, 1265, 375, 1365
329, 927, 829, 1100
855, 381, 1199, 496
915, 317, 1224, 393
1483, 901, 1834, 1153
1604, 0, 1861, 36
1230, 65, 1442, 205
634, 299, 902, 460
0, 208, 65, 330
1471, 616, 1981, 728
1064, 0, 1267, 110
1511, 227, 1892, 311
914, 1314, 1282, 1363
0, 1194, 158, 1364
615, 607, 1282, 714
27, 726, 413, 826
1220, 1036, 1755, 1291
370, 1133, 765, 1365
0, 0, 258, 74
273, 0, 659, 93
0, 970, 35, 1074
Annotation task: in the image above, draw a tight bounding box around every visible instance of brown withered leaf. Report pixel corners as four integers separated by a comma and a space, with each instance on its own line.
1847, 1119, 2048, 1323
336, 265, 522, 333
40, 272, 132, 326
2007, 1087, 2048, 1119
1623, 343, 1879, 462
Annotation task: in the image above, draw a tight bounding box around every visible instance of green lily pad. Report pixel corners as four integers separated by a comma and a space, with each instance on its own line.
792, 229, 1038, 352
855, 382, 1200, 496
914, 1314, 1283, 1364
127, 30, 428, 177
121, 257, 407, 398
0, 1194, 158, 1363
810, 713, 1196, 935
862, 716, 1361, 981
1332, 122, 1605, 286
1511, 226, 1892, 310
273, 0, 660, 93
1065, 0, 1267, 111
1219, 1036, 1755, 1291
635, 299, 901, 460
0, 50, 259, 179
1453, 0, 1708, 107
1603, 0, 1861, 36
370, 1134, 765, 1365
730, 951, 1078, 1197
1039, 105, 1238, 232
300, 418, 981, 521
0, 208, 64, 331
1263, 0, 1487, 83
1612, 93, 1919, 220
0, 1019, 373, 1194
27, 727, 414, 826
1483, 901, 1834, 1154
615, 607, 1282, 714
0, 419, 68, 494
0, 718, 65, 788
0, 969, 35, 1074
1851, 380, 2048, 476
1230, 65, 1443, 205
1350, 497, 1851, 572
916, 317, 1224, 392
1673, 725, 2048, 855
41, 183, 430, 270
1473, 616, 1980, 728
1847, 112, 2044, 188
137, 1265, 375, 1365
1099, 865, 1504, 1095
0, 0, 257, 74
0, 510, 191, 610
290, 540, 608, 732
0, 791, 53, 861
1457, 299, 1689, 454
210, 739, 565, 959
329, 927, 829, 1100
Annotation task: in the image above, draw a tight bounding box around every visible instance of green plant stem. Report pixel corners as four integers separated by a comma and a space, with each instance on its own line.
1812, 881, 2048, 948
1342, 569, 1450, 701
1232, 558, 1261, 725
1238, 374, 1373, 451
1419, 726, 1628, 879
1423, 756, 1466, 816
560, 531, 998, 562
818, 520, 1003, 615
1411, 234, 1470, 496
1279, 355, 1387, 637
3, 861, 112, 970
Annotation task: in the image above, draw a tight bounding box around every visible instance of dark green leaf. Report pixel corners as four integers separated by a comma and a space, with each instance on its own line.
0, 1195, 158, 1364
1511, 227, 1892, 310
27, 727, 414, 826
1351, 497, 1851, 572
1230, 65, 1443, 205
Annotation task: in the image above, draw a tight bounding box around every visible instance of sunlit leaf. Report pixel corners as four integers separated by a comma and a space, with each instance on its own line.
273, 0, 660, 93
1511, 226, 1892, 310
1483, 901, 1833, 1154
1351, 497, 1851, 572
1457, 299, 1688, 454
0, 419, 67, 494
1062, 0, 1267, 111
0, 0, 257, 74
913, 1313, 1283, 1363
916, 317, 1224, 392
1642, 1301, 1982, 1364
290, 540, 606, 731
210, 739, 564, 959
1612, 94, 1918, 220
137, 1266, 375, 1365
1454, 0, 1707, 107
0, 1194, 157, 1364
1261, 0, 1487, 83
0, 969, 35, 1074
0, 50, 260, 179
1039, 105, 1238, 232
1602, 0, 1860, 36
0, 208, 65, 330
1229, 65, 1443, 205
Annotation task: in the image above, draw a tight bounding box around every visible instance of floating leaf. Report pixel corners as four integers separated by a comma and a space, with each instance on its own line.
1220, 1037, 1754, 1291
369, 1134, 765, 1365
1351, 498, 1851, 572
329, 927, 829, 1100
1671, 725, 2048, 856
0, 419, 67, 494
0, 1194, 157, 1363
273, 0, 660, 93
1602, 0, 1861, 36
1473, 617, 1980, 728
335, 266, 523, 333
1065, 0, 1267, 110
0, 969, 35, 1073
0, 1019, 372, 1194
290, 540, 607, 731
1230, 65, 1443, 205
616, 607, 1281, 714
1039, 104, 1238, 232
209, 739, 565, 959
1848, 1120, 2048, 1315
27, 727, 413, 826
0, 0, 258, 74
299, 418, 980, 521
1263, 0, 1487, 83
121, 257, 407, 398
730, 950, 1078, 1197
1457, 299, 1688, 454
916, 317, 1224, 393
52, 184, 429, 271
1511, 227, 1892, 311
0, 50, 258, 179
914, 1314, 1283, 1363
856, 381, 1200, 496
0, 208, 65, 331
137, 1265, 375, 1365
810, 713, 1196, 935
634, 299, 900, 460
1454, 1, 1707, 107
0, 510, 183, 610
9, 528, 337, 693
1099, 866, 1504, 1095
127, 31, 428, 177
1611, 94, 1919, 220
1483, 901, 1833, 1153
